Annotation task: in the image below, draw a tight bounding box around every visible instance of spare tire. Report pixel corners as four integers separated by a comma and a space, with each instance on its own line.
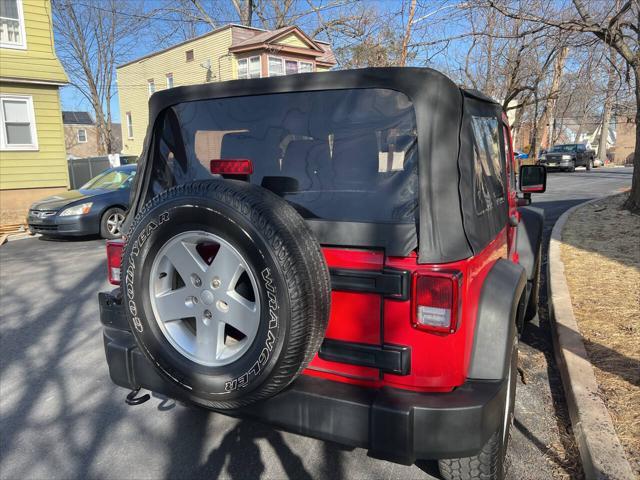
121, 180, 331, 409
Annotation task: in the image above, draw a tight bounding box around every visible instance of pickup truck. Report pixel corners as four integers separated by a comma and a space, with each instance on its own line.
538, 143, 596, 172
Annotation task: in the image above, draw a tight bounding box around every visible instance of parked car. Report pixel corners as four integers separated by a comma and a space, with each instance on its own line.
28, 164, 136, 239
98, 68, 547, 480
538, 143, 595, 171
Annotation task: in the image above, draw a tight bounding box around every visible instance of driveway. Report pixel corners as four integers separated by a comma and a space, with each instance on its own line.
0, 166, 633, 479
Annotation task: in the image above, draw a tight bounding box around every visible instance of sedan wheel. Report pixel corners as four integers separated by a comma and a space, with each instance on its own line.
100, 207, 126, 239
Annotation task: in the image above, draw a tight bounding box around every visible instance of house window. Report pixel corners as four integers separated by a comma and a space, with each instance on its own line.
126, 112, 133, 139
268, 57, 284, 76
269, 57, 313, 77
185, 49, 194, 62
0, 95, 38, 150
166, 73, 174, 89
77, 129, 87, 143
237, 56, 261, 79
285, 60, 298, 75
148, 79, 155, 96
0, 0, 26, 49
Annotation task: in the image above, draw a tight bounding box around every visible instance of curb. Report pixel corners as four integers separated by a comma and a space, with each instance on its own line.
547, 196, 635, 480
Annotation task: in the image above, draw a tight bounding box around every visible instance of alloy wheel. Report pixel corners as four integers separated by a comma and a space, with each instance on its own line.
106, 212, 125, 236
149, 231, 260, 367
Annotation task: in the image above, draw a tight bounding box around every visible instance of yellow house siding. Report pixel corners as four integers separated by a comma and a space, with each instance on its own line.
0, 0, 67, 84
0, 83, 69, 189
117, 27, 234, 155
275, 33, 309, 49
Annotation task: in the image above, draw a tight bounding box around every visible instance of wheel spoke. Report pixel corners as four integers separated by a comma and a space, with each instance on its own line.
154, 287, 194, 322
195, 317, 225, 362
165, 240, 207, 280
221, 291, 259, 337
208, 243, 243, 288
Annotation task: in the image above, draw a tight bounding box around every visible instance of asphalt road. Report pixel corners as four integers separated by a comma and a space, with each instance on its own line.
0, 166, 633, 480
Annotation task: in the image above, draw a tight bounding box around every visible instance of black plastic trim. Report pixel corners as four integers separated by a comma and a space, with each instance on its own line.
516, 206, 544, 281
329, 267, 410, 299
468, 260, 526, 380
319, 339, 410, 375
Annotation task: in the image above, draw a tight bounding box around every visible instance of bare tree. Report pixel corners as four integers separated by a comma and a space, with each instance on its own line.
53, 0, 150, 154
487, 0, 640, 212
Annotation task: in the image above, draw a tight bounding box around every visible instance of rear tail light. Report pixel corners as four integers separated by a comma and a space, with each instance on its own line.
210, 159, 253, 176
411, 271, 462, 334
106, 239, 124, 285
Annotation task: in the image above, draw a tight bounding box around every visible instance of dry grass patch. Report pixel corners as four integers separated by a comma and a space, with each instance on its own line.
561, 193, 640, 476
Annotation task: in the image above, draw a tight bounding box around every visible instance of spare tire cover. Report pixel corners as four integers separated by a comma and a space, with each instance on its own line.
121, 180, 331, 409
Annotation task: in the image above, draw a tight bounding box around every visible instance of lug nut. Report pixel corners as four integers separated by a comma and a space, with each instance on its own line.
191, 274, 202, 288
204, 309, 212, 319
211, 277, 221, 289
185, 296, 199, 308
216, 300, 229, 313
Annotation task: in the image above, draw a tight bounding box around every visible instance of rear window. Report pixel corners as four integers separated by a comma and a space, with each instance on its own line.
147, 88, 418, 224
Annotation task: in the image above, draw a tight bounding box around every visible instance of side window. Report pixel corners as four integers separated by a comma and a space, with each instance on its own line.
503, 125, 516, 192
471, 116, 504, 215
577, 144, 585, 152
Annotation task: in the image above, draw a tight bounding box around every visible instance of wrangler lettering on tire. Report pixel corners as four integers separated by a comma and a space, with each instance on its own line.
121, 180, 331, 409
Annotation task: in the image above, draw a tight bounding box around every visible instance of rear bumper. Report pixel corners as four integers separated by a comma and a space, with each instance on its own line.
99, 290, 506, 461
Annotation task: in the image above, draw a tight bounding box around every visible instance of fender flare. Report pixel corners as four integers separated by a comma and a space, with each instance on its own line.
468, 259, 526, 380
517, 206, 544, 281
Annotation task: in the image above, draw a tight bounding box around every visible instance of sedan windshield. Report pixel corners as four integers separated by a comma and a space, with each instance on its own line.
81, 169, 136, 190
549, 144, 577, 152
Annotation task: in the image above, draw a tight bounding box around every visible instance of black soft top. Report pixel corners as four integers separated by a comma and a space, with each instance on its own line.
130, 67, 505, 264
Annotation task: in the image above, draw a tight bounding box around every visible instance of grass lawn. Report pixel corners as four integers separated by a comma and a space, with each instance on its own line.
561, 193, 640, 476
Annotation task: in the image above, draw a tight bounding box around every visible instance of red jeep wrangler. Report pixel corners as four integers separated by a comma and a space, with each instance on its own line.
99, 68, 547, 479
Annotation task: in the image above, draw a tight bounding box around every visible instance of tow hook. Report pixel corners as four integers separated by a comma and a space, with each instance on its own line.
125, 387, 151, 406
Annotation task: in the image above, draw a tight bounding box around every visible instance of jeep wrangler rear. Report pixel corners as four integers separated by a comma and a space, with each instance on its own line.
98, 67, 546, 480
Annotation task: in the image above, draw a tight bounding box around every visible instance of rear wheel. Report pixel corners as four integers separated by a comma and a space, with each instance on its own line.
439, 336, 517, 480
586, 158, 593, 171
100, 207, 126, 239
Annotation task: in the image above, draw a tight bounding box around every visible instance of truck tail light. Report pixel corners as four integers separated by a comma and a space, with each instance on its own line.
106, 239, 124, 285
411, 271, 462, 334
210, 159, 253, 176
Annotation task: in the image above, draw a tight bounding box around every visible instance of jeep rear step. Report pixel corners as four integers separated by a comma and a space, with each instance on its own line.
101, 290, 505, 461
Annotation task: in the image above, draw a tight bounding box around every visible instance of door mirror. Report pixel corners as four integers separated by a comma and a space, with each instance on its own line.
519, 165, 546, 193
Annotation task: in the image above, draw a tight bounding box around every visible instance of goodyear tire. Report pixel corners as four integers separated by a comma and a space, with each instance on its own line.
121, 180, 331, 409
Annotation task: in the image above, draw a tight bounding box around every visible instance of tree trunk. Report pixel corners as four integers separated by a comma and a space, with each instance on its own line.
599, 51, 616, 162
399, 0, 417, 67
241, 0, 253, 26
539, 47, 568, 150
623, 66, 640, 213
